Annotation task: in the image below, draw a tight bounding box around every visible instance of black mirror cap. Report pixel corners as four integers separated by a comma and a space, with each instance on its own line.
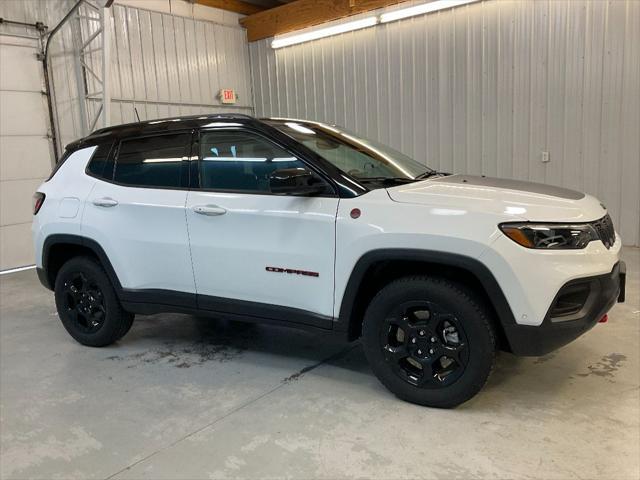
269, 168, 327, 196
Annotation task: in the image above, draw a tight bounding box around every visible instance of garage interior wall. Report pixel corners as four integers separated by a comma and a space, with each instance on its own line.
49, 1, 253, 155
250, 0, 640, 246
0, 0, 253, 270
0, 1, 69, 271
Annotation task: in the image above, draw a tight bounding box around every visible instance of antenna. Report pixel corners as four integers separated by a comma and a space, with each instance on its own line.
134, 106, 141, 123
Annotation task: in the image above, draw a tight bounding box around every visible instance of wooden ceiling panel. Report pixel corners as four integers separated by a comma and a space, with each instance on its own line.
240, 0, 405, 42
195, 0, 268, 16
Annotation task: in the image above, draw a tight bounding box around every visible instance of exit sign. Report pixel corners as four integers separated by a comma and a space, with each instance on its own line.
219, 89, 236, 104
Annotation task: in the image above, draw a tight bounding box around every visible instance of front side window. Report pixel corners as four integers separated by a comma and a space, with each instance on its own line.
113, 133, 190, 188
198, 130, 310, 192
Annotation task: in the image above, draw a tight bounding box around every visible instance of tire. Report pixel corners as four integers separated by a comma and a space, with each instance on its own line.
54, 256, 134, 347
362, 276, 496, 408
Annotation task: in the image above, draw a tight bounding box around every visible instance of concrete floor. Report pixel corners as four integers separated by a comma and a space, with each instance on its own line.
1, 249, 638, 480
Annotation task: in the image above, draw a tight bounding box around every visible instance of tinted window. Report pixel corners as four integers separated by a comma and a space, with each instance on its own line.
113, 133, 190, 188
86, 142, 114, 179
267, 120, 431, 180
199, 130, 307, 192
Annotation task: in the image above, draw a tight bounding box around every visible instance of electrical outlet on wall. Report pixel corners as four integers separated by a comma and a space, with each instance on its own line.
541, 151, 550, 163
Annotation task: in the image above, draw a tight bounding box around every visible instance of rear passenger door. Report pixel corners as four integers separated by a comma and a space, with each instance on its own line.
82, 132, 196, 299
186, 128, 339, 324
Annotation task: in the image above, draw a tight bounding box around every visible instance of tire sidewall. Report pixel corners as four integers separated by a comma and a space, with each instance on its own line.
362, 277, 495, 408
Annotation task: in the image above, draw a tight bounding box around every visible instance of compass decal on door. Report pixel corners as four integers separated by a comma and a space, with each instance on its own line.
266, 266, 319, 278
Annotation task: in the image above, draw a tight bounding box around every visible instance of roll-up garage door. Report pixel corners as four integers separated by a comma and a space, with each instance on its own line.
0, 34, 53, 270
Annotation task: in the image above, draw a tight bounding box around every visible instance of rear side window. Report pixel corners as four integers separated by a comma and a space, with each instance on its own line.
86, 142, 114, 179
113, 133, 190, 188
198, 130, 306, 192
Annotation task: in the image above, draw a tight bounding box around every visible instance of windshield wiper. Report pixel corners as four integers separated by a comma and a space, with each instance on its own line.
357, 177, 417, 185
414, 170, 444, 180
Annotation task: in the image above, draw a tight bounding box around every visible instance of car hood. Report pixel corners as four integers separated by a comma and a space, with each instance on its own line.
386, 174, 607, 222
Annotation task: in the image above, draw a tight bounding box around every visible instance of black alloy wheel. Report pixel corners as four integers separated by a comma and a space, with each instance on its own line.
61, 272, 107, 334
54, 256, 134, 347
381, 300, 469, 388
362, 276, 496, 408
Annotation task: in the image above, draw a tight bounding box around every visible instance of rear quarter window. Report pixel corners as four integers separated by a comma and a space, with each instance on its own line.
86, 142, 115, 180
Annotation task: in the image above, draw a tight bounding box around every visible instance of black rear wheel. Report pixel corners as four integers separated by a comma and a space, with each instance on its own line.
362, 276, 495, 408
54, 256, 133, 347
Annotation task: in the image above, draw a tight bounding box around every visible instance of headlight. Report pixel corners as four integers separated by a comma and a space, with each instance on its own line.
499, 223, 598, 249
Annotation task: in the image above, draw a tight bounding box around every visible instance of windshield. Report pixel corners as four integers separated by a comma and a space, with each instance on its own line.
265, 120, 433, 183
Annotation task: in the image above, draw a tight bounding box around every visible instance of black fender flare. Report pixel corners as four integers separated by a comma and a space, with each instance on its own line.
41, 234, 123, 292
335, 248, 518, 337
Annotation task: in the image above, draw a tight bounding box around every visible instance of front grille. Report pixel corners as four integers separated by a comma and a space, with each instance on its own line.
591, 214, 616, 249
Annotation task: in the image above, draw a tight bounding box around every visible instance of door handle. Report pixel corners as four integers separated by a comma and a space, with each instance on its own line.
192, 204, 227, 216
92, 197, 118, 208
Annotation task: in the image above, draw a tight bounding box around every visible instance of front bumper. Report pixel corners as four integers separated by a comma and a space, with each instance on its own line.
504, 261, 626, 356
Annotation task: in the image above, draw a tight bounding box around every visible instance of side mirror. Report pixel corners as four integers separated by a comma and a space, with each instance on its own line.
269, 168, 327, 196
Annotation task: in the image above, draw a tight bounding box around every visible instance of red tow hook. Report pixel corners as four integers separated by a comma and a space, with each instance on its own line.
599, 314, 608, 323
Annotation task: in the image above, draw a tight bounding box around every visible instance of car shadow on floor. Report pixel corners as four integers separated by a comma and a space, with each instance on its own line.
113, 313, 581, 399
109, 312, 360, 372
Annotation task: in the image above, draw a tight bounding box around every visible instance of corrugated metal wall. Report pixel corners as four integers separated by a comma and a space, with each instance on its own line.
250, 0, 640, 246
90, 4, 252, 125
54, 2, 253, 153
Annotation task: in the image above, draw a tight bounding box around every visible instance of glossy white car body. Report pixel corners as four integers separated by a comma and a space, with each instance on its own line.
32, 115, 625, 360
33, 145, 622, 326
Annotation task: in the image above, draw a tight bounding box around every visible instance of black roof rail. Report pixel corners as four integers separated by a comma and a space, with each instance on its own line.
66, 113, 258, 151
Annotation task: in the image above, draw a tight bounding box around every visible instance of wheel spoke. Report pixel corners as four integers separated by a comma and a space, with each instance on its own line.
388, 314, 410, 332
416, 357, 438, 386
66, 283, 82, 303
75, 310, 90, 328
77, 273, 89, 292
423, 301, 446, 320
383, 344, 409, 363
441, 343, 466, 364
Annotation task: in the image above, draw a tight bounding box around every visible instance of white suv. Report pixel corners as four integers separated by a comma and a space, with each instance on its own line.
32, 114, 626, 408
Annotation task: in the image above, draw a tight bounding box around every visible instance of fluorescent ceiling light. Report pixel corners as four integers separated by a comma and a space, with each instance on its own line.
271, 16, 377, 49
380, 0, 479, 23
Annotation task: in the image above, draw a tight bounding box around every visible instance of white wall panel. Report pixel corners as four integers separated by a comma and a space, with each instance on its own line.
250, 0, 640, 246
0, 34, 51, 269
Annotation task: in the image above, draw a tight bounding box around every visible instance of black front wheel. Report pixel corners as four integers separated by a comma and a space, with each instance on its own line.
362, 276, 496, 408
54, 256, 134, 347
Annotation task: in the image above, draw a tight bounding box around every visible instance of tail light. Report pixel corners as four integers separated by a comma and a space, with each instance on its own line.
33, 192, 45, 215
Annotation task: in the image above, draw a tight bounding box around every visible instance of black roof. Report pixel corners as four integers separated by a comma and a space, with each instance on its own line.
66, 113, 260, 151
